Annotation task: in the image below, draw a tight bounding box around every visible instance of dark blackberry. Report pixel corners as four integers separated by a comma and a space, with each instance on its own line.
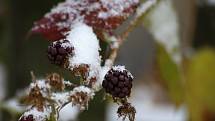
19, 115, 34, 121
47, 40, 74, 66
102, 66, 133, 98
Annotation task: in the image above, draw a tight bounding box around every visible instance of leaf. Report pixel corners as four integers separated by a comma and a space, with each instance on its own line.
186, 48, 215, 121
144, 0, 181, 65
31, 0, 139, 41
156, 43, 184, 106
143, 0, 184, 106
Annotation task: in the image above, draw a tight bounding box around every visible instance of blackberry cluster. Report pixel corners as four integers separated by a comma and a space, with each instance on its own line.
19, 115, 34, 121
102, 67, 133, 98
47, 40, 73, 66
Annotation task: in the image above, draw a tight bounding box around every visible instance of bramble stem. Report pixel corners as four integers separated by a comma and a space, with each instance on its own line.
105, 0, 158, 67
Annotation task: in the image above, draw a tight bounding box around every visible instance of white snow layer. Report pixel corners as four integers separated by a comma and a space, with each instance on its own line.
112, 65, 133, 78
68, 22, 101, 80
136, 0, 157, 18
59, 103, 80, 121
99, 0, 139, 19
23, 107, 52, 121
51, 92, 70, 105
146, 0, 182, 65
71, 86, 95, 98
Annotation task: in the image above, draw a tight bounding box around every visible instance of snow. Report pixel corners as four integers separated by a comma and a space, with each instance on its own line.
67, 22, 101, 81
30, 79, 50, 90
99, 0, 139, 19
5, 99, 25, 112
93, 66, 110, 91
135, 0, 157, 18
146, 0, 181, 64
23, 107, 52, 121
51, 92, 70, 105
112, 65, 133, 78
71, 86, 94, 97
59, 103, 80, 121
29, 79, 51, 97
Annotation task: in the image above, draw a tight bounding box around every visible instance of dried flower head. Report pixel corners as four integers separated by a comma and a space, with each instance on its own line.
24, 85, 46, 111
117, 102, 136, 121
69, 86, 94, 110
46, 73, 65, 91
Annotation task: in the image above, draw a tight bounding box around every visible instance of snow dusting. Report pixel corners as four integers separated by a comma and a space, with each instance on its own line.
23, 107, 52, 121
67, 22, 101, 81
146, 0, 181, 64
51, 92, 70, 105
112, 65, 133, 78
59, 103, 80, 121
136, 0, 157, 18
99, 0, 139, 19
71, 86, 95, 97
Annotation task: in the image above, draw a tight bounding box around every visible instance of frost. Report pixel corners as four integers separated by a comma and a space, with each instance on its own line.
99, 0, 139, 19
136, 0, 157, 18
51, 92, 70, 105
71, 86, 95, 98
23, 107, 52, 121
146, 0, 181, 64
29, 79, 51, 97
67, 22, 101, 81
59, 103, 80, 121
30, 79, 50, 90
93, 66, 110, 91
112, 65, 133, 78
5, 99, 25, 112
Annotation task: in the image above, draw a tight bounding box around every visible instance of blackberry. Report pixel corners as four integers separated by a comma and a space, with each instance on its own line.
47, 40, 74, 66
19, 115, 34, 121
102, 66, 133, 98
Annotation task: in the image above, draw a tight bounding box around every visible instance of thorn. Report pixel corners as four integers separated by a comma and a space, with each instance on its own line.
30, 71, 36, 82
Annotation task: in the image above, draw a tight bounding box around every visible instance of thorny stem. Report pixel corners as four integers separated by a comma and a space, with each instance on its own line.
105, 0, 158, 67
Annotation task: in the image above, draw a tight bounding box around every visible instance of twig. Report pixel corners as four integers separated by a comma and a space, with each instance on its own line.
105, 0, 158, 67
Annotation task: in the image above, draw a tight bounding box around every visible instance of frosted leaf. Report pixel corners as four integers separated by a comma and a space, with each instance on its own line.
31, 0, 140, 40
145, 0, 181, 64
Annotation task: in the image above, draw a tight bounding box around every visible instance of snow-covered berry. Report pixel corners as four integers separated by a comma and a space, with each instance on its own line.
102, 66, 133, 98
47, 40, 74, 67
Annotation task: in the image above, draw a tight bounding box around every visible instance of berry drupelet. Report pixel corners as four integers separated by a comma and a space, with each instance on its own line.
47, 40, 74, 67
102, 66, 133, 98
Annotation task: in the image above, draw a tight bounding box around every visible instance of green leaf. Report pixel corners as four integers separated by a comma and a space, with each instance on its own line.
186, 48, 215, 121
156, 43, 184, 105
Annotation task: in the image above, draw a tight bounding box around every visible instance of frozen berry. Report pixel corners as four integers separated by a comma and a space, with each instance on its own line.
102, 66, 133, 98
19, 115, 34, 121
47, 40, 74, 67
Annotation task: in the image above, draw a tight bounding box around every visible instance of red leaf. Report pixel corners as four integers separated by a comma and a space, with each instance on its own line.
31, 0, 139, 41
